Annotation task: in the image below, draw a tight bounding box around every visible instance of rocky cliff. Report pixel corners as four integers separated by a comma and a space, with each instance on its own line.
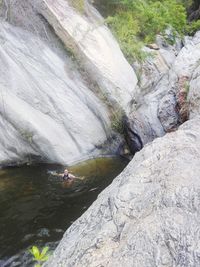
125, 31, 200, 154
45, 60, 200, 266
1, 1, 200, 265
0, 22, 111, 165
0, 0, 137, 166
45, 29, 200, 267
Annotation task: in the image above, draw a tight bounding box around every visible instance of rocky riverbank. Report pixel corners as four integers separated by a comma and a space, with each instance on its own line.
45, 45, 200, 265
1, 0, 200, 266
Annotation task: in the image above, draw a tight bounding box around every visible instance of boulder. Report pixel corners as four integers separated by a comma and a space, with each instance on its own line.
45, 114, 200, 267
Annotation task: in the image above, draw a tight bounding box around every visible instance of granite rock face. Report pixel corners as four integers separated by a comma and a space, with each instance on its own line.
189, 65, 200, 119
0, 0, 137, 166
45, 30, 200, 267
46, 114, 200, 267
126, 31, 200, 154
36, 0, 138, 112
0, 22, 111, 166
1, 0, 138, 112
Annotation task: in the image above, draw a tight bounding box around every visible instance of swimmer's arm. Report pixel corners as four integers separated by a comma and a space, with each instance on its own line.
68, 173, 76, 179
50, 172, 63, 177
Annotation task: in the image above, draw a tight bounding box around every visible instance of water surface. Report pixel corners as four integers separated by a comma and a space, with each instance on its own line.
0, 157, 128, 266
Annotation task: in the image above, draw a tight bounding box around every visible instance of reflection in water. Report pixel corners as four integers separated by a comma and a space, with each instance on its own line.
0, 157, 128, 266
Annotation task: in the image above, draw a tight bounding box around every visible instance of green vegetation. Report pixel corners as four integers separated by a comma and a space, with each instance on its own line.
94, 0, 200, 62
187, 20, 200, 35
29, 246, 49, 267
69, 0, 199, 61
106, 11, 146, 62
111, 109, 125, 134
182, 79, 190, 100
71, 0, 85, 13
183, 0, 193, 8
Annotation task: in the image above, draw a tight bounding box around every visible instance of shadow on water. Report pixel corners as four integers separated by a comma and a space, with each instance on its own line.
0, 157, 128, 266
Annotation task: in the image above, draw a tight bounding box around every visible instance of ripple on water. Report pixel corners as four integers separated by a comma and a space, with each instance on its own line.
0, 157, 128, 266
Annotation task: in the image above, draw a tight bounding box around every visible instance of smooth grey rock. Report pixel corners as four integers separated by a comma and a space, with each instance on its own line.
1, 0, 138, 113
133, 48, 171, 94
158, 92, 179, 132
129, 39, 180, 154
127, 31, 200, 154
189, 65, 200, 119
36, 0, 137, 112
0, 0, 62, 51
134, 36, 180, 94
0, 0, 138, 166
174, 32, 200, 78
0, 22, 111, 166
156, 34, 182, 55
0, 0, 137, 111
125, 73, 172, 154
45, 115, 200, 267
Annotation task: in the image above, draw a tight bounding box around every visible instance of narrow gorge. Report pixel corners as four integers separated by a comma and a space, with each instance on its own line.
0, 0, 200, 267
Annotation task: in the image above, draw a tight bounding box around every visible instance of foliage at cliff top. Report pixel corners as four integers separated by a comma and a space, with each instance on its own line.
95, 0, 199, 62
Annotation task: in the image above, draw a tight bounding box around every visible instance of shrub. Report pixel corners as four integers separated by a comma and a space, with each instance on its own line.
101, 0, 190, 62
111, 109, 125, 134
187, 20, 200, 35
106, 11, 146, 62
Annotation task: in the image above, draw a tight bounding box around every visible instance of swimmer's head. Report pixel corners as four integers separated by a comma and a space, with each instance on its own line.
64, 169, 69, 174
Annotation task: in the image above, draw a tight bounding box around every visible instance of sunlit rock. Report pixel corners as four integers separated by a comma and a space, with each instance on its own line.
0, 22, 110, 165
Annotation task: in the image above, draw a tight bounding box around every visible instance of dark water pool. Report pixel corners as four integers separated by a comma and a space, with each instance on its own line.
0, 157, 128, 266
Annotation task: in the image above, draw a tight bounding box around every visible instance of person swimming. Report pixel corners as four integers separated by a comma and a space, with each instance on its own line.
50, 168, 76, 181
49, 168, 84, 182
62, 169, 76, 181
